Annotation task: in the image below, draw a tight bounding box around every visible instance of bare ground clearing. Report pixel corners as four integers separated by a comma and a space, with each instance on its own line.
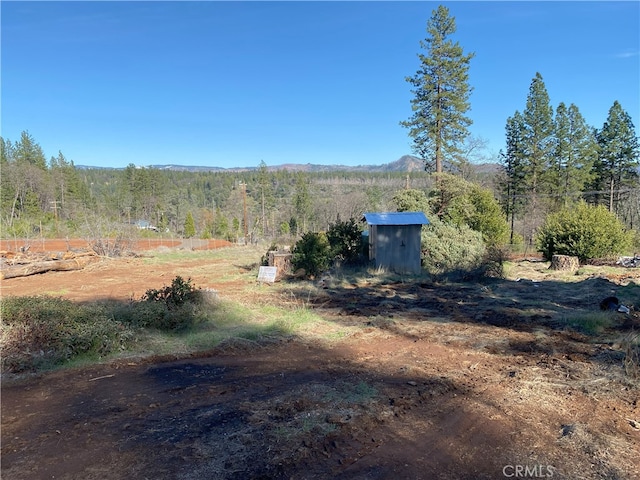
1, 242, 640, 479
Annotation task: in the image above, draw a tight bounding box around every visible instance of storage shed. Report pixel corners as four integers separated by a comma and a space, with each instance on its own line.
363, 212, 430, 274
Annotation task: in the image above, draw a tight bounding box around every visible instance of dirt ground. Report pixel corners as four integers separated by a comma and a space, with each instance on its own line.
1, 241, 640, 479
0, 238, 233, 255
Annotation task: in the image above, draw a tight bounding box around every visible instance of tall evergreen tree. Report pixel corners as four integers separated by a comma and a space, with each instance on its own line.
522, 73, 555, 196
401, 5, 475, 173
519, 73, 555, 244
2, 132, 49, 223
293, 172, 312, 234
592, 101, 639, 212
0, 137, 13, 165
257, 160, 275, 236
550, 103, 597, 207
0, 138, 16, 218
500, 111, 527, 243
13, 131, 47, 170
49, 151, 90, 212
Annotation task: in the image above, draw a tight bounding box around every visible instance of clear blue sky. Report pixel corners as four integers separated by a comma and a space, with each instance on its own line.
2, 1, 638, 169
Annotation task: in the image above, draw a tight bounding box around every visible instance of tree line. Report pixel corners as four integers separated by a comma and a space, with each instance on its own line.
500, 74, 638, 244
401, 5, 639, 246
0, 133, 437, 242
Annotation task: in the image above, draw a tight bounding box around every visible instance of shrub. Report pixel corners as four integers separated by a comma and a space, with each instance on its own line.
184, 212, 196, 238
134, 276, 208, 331
421, 217, 487, 277
292, 232, 331, 277
428, 174, 509, 246
393, 189, 430, 213
326, 217, 363, 264
536, 202, 633, 262
466, 186, 510, 246
0, 296, 130, 373
142, 276, 198, 310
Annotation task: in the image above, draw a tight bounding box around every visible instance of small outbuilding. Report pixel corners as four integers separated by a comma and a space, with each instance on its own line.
362, 212, 430, 274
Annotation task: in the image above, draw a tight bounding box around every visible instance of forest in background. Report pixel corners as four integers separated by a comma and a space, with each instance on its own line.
1, 127, 638, 256
0, 132, 447, 245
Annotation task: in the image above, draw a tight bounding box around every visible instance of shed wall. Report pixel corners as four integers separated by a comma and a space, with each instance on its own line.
372, 224, 422, 273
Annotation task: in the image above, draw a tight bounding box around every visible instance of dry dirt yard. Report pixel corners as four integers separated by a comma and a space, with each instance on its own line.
1, 243, 640, 480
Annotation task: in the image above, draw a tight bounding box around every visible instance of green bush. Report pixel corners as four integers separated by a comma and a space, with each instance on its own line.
393, 188, 430, 213
326, 217, 363, 264
429, 174, 509, 246
292, 232, 332, 277
142, 276, 198, 310
536, 202, 633, 262
0, 296, 131, 372
421, 217, 487, 277
466, 186, 510, 246
133, 276, 207, 330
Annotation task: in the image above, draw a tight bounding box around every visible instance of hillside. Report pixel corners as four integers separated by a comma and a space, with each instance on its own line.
77, 155, 500, 175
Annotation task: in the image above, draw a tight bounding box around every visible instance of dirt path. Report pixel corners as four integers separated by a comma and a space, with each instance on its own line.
1, 248, 640, 479
3, 332, 639, 480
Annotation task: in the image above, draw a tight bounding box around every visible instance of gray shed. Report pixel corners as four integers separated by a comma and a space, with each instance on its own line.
363, 212, 430, 274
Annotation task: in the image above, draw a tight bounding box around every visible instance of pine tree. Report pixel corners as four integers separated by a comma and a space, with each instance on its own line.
550, 103, 597, 208
0, 137, 13, 165
293, 172, 312, 234
13, 131, 47, 169
592, 101, 639, 212
522, 73, 555, 196
401, 5, 474, 173
0, 138, 15, 218
257, 160, 275, 236
2, 131, 49, 223
520, 72, 555, 244
499, 111, 527, 243
184, 211, 196, 238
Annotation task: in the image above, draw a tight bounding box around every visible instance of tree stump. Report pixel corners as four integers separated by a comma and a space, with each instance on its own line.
550, 254, 579, 271
268, 251, 292, 280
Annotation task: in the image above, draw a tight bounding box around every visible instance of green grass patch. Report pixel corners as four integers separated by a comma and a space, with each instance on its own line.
142, 246, 261, 265
560, 311, 617, 335
0, 272, 334, 374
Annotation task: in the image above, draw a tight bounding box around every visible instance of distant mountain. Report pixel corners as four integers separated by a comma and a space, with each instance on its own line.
76, 155, 500, 175
369, 155, 426, 172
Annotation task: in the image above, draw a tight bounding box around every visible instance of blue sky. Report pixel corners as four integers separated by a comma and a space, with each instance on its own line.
2, 1, 638, 169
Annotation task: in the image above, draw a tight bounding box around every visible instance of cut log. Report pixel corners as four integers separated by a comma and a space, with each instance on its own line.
0, 256, 99, 279
550, 254, 579, 271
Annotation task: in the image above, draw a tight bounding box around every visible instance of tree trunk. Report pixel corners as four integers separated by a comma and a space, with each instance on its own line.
1, 256, 99, 279
609, 177, 615, 212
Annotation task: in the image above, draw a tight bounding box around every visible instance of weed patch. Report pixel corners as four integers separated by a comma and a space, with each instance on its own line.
622, 330, 640, 379
0, 296, 132, 373
560, 311, 616, 335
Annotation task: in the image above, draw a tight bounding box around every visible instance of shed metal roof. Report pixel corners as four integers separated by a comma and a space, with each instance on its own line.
363, 212, 430, 226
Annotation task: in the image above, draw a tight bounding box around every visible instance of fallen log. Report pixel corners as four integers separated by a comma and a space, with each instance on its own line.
0, 256, 99, 279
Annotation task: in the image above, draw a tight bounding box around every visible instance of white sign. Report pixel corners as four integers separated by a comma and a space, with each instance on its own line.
257, 266, 278, 283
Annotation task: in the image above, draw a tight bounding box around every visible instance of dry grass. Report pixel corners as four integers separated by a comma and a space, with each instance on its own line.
622, 330, 640, 379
